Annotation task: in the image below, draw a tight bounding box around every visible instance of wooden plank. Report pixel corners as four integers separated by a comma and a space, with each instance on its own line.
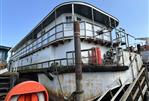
120, 68, 145, 101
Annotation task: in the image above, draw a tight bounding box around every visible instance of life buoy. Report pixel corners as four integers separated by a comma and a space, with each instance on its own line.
5, 81, 48, 101
95, 48, 102, 64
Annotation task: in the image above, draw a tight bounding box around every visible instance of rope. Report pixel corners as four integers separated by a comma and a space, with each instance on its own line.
55, 65, 66, 99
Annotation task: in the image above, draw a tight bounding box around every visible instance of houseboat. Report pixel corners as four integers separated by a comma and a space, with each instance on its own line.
7, 1, 147, 101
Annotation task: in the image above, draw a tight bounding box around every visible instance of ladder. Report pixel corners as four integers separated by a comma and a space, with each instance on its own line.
120, 66, 149, 101
0, 75, 11, 101
97, 65, 149, 101
0, 73, 18, 101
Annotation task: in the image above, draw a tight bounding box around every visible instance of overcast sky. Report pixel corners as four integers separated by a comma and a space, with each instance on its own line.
0, 0, 148, 47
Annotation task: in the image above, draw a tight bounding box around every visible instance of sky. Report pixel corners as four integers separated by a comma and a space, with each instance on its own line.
0, 0, 148, 47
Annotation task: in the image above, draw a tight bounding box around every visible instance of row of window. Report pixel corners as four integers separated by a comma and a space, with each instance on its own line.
66, 16, 82, 22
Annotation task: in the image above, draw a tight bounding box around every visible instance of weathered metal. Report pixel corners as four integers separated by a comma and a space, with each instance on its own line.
120, 67, 148, 101
74, 21, 83, 101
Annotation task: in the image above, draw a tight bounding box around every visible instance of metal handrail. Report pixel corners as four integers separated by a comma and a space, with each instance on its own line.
11, 22, 71, 58
120, 67, 146, 101
111, 83, 129, 101
14, 48, 100, 71
11, 21, 110, 60
17, 58, 67, 70
128, 53, 137, 68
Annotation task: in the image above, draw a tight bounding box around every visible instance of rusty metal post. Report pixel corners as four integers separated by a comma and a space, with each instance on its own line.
74, 21, 83, 101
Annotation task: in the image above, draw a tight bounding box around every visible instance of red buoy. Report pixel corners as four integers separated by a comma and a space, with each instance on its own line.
95, 47, 102, 64
90, 47, 102, 65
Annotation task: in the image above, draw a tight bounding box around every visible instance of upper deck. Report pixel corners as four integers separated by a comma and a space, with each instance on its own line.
11, 1, 119, 54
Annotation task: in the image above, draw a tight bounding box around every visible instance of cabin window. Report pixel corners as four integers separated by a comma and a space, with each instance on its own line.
66, 16, 72, 22
77, 17, 81, 21
65, 16, 72, 29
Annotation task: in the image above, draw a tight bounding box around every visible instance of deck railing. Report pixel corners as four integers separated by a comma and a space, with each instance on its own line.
11, 48, 100, 72
120, 66, 149, 101
11, 21, 111, 60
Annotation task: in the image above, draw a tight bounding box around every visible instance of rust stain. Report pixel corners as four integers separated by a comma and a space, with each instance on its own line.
48, 90, 65, 101
47, 88, 101, 101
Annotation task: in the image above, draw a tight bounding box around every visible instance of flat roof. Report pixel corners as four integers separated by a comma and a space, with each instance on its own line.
0, 45, 11, 51
12, 1, 119, 52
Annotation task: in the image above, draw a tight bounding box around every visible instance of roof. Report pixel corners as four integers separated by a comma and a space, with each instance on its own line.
12, 1, 119, 52
0, 45, 11, 51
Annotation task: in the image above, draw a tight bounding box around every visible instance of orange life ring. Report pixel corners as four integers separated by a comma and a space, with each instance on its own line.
4, 81, 49, 101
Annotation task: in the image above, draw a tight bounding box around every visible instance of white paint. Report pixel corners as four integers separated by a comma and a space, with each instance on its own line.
9, 93, 45, 101
10, 96, 19, 101
37, 92, 46, 101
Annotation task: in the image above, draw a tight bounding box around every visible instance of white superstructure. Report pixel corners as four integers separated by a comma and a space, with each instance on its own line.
10, 1, 118, 71
9, 1, 144, 100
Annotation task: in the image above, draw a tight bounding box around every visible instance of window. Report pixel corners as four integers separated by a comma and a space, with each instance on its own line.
77, 17, 81, 21
65, 16, 72, 29
66, 16, 72, 22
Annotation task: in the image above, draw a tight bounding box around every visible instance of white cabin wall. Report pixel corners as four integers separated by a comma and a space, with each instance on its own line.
31, 47, 52, 64
44, 14, 65, 32
52, 41, 74, 59
16, 41, 74, 67
11, 13, 111, 68
14, 40, 109, 67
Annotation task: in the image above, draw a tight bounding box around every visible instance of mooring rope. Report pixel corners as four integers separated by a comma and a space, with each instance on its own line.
55, 65, 66, 99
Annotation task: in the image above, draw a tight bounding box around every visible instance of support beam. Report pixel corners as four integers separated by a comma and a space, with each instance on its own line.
74, 21, 83, 101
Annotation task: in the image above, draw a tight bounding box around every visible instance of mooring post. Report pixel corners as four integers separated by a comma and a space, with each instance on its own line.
74, 21, 83, 101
